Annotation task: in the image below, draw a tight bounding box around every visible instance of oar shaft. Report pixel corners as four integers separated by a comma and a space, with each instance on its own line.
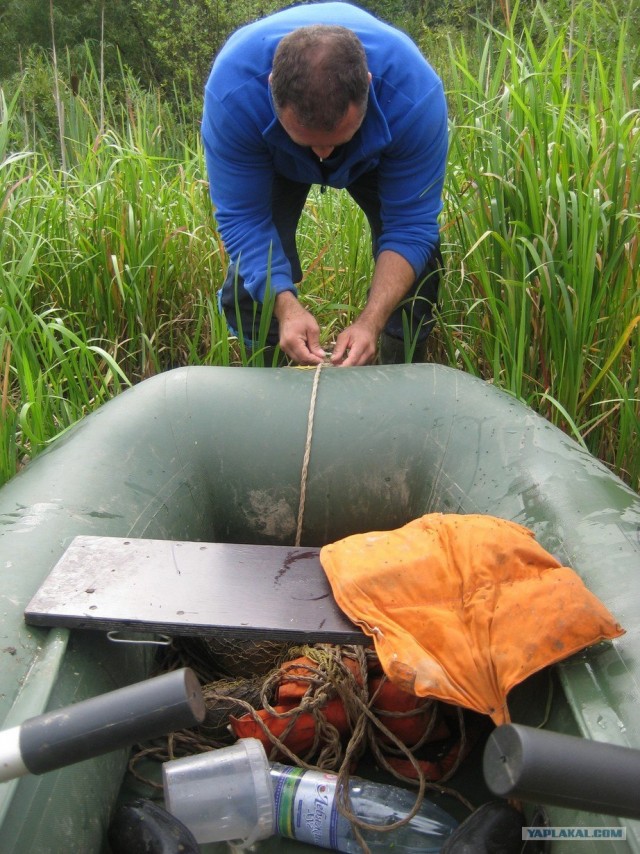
0, 668, 204, 783
484, 723, 640, 820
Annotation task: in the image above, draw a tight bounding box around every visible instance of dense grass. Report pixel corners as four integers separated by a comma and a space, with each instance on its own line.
0, 2, 638, 490
439, 2, 639, 485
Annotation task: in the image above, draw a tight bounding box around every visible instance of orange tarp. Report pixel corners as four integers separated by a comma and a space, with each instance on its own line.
320, 513, 624, 725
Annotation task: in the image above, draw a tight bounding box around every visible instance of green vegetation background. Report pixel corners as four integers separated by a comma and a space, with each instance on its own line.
0, 0, 638, 491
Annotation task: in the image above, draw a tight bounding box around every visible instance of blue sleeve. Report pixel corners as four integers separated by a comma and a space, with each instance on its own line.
202, 91, 297, 303
376, 80, 448, 274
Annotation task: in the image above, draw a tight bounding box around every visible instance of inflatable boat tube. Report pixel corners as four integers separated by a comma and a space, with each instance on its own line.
0, 364, 638, 852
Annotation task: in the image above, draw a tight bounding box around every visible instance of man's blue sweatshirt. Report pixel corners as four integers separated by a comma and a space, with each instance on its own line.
202, 2, 448, 303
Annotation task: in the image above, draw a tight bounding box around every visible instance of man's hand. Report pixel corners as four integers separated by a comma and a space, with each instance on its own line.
331, 250, 417, 367
275, 291, 325, 365
331, 319, 379, 366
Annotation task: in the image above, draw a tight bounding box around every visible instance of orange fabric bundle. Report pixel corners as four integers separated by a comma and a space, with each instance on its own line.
369, 677, 450, 746
275, 653, 366, 703
229, 699, 350, 753
320, 513, 624, 725
231, 653, 452, 762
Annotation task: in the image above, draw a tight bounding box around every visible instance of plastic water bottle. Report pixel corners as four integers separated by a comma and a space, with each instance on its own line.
270, 763, 458, 853
162, 739, 458, 851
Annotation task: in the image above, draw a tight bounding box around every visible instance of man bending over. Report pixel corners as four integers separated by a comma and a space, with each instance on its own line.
202, 3, 448, 365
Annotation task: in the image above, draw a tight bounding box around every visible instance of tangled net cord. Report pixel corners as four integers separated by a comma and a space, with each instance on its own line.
206, 645, 474, 851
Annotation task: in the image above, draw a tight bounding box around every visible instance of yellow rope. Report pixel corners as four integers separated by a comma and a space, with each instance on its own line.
295, 360, 326, 546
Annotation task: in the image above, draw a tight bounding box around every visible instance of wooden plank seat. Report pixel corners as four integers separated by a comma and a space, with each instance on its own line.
25, 535, 366, 645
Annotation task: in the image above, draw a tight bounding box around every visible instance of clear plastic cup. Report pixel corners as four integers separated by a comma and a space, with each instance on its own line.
162, 738, 274, 846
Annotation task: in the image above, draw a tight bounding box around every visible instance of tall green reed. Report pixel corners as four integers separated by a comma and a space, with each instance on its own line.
442, 0, 639, 486
0, 56, 229, 483
298, 188, 373, 349
0, 226, 130, 473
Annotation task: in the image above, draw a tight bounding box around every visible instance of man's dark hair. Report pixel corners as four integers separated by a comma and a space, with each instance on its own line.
270, 25, 370, 131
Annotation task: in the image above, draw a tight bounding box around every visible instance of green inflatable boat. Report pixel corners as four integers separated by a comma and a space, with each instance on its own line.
0, 364, 639, 852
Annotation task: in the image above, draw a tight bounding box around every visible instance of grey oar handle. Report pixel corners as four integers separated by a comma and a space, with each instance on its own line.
483, 723, 640, 820
0, 668, 205, 783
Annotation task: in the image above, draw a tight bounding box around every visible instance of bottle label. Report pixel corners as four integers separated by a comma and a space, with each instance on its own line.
273, 766, 341, 849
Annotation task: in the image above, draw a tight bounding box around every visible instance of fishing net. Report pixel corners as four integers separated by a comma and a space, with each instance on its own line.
130, 637, 478, 825
194, 635, 293, 677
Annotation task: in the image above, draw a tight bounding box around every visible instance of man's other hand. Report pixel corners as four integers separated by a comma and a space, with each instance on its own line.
331, 320, 378, 367
275, 292, 325, 365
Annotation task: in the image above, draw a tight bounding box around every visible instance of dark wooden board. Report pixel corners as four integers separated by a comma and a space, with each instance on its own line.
24, 535, 366, 644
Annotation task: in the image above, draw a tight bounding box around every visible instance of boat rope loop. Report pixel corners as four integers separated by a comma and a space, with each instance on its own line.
295, 360, 325, 547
